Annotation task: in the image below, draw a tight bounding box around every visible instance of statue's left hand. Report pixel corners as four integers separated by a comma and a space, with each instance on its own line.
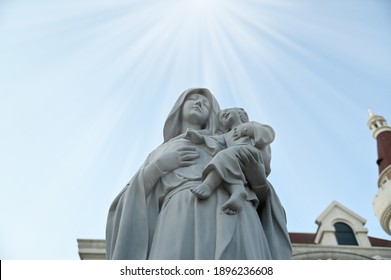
236, 147, 268, 190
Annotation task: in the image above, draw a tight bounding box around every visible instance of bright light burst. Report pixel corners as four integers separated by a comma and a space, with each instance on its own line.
112, 0, 282, 109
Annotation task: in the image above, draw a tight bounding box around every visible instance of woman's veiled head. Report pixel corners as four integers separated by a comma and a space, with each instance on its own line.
163, 88, 220, 142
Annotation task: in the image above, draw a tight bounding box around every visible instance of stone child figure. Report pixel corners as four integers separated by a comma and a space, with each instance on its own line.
186, 107, 275, 214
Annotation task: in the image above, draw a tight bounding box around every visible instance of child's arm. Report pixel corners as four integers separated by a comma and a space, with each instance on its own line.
233, 123, 255, 139
233, 122, 275, 149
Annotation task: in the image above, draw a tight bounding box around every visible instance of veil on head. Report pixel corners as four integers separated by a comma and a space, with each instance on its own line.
163, 88, 221, 142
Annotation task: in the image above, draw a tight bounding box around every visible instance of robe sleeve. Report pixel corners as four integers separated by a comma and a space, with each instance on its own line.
258, 182, 292, 259
251, 121, 275, 149
106, 153, 163, 259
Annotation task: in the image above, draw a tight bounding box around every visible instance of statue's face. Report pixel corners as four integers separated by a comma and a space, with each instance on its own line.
182, 93, 211, 127
219, 108, 241, 130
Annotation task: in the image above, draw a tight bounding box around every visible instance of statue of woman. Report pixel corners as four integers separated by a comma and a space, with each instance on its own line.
105, 88, 291, 259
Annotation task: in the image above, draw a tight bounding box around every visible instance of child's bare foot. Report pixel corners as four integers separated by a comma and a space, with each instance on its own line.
190, 182, 214, 199
222, 190, 247, 215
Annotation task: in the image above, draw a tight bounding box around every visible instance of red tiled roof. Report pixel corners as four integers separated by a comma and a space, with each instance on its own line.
289, 233, 316, 244
289, 232, 391, 247
369, 236, 391, 247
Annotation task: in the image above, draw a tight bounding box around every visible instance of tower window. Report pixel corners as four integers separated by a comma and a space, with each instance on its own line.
334, 222, 358, 246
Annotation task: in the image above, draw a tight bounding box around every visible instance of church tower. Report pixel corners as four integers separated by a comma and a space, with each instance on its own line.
368, 110, 391, 235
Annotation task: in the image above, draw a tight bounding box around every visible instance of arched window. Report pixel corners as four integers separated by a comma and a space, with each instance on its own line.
334, 222, 358, 245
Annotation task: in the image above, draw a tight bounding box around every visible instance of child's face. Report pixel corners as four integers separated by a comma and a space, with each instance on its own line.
219, 108, 241, 130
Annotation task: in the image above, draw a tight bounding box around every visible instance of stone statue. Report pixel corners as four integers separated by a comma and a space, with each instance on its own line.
106, 88, 292, 259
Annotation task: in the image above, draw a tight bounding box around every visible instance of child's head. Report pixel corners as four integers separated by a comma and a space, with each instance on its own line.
219, 107, 249, 130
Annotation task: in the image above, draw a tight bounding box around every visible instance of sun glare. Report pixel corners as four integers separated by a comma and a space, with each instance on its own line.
183, 0, 223, 15
174, 0, 224, 29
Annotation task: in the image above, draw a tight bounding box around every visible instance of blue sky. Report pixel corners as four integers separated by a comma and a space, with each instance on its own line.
0, 0, 390, 259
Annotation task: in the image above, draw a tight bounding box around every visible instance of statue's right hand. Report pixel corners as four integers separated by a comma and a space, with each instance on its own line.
155, 146, 200, 172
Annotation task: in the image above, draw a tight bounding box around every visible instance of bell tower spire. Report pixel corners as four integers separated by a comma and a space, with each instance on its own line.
367, 110, 391, 175
367, 110, 391, 235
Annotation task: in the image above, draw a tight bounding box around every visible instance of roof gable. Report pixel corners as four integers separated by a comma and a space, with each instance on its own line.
316, 200, 366, 226
314, 201, 370, 246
